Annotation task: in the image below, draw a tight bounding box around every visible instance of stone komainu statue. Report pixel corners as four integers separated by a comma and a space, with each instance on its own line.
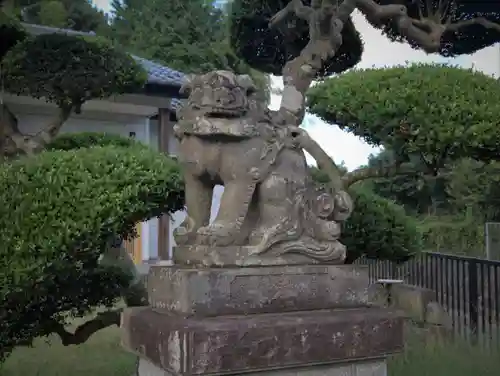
173, 70, 353, 266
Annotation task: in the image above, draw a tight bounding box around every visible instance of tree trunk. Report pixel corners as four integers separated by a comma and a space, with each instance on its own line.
271, 0, 456, 127
0, 102, 72, 159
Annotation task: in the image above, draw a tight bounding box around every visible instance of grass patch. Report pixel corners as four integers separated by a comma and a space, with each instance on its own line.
0, 325, 135, 376
389, 328, 500, 376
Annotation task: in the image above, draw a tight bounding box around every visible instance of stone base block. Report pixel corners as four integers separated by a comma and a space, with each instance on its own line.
136, 357, 388, 376
173, 245, 340, 267
148, 264, 371, 316
121, 307, 403, 376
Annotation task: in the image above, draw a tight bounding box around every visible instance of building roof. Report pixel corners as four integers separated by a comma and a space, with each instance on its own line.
22, 23, 186, 93
133, 56, 184, 87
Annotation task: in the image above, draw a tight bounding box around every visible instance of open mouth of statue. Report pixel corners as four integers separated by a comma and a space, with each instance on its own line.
203, 106, 246, 118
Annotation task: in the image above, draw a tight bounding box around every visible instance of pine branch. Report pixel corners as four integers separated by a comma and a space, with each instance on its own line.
445, 17, 500, 33
49, 309, 122, 346
343, 163, 416, 187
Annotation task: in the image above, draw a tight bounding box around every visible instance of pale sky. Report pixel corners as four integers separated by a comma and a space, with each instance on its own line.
93, 1, 500, 171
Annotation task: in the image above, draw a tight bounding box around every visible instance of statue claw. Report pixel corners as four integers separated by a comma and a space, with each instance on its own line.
196, 222, 239, 247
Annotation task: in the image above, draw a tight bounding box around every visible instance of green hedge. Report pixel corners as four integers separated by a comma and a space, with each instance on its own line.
46, 132, 143, 151
0, 144, 183, 361
343, 186, 422, 263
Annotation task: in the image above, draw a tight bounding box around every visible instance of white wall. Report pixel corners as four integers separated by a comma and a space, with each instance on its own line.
149, 118, 184, 259
15, 112, 149, 141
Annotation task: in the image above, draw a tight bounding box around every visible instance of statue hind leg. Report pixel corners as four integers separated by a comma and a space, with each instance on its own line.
248, 148, 308, 248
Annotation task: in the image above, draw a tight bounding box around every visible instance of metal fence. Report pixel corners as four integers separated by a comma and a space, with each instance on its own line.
356, 252, 500, 347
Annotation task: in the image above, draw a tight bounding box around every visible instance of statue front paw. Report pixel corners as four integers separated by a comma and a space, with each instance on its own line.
196, 222, 239, 247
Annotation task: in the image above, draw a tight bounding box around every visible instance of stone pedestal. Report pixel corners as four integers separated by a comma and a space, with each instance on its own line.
136, 357, 388, 376
121, 264, 404, 376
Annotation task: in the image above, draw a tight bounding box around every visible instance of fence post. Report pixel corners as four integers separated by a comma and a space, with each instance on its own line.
390, 262, 398, 279
468, 259, 479, 341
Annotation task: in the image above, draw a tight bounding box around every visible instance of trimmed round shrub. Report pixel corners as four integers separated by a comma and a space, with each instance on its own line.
307, 63, 500, 163
343, 186, 422, 263
0, 145, 184, 361
2, 33, 147, 112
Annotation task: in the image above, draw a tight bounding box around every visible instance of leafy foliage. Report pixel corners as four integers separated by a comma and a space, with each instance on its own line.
418, 213, 485, 256
445, 159, 500, 221
364, 148, 500, 255
368, 148, 500, 218
309, 164, 347, 184
0, 9, 27, 59
107, 0, 271, 102
307, 63, 500, 168
365, 149, 450, 215
4, 0, 109, 32
2, 33, 147, 112
342, 185, 421, 263
370, 0, 500, 56
110, 0, 226, 73
0, 144, 184, 361
46, 132, 142, 151
229, 0, 363, 76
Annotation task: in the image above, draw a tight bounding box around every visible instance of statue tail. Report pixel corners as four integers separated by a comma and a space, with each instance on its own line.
294, 127, 353, 222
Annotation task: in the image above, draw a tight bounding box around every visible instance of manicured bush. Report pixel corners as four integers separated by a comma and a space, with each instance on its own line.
343, 186, 421, 263
0, 145, 184, 361
2, 33, 147, 113
307, 64, 500, 165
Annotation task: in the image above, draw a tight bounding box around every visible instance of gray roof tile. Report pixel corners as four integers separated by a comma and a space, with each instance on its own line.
132, 56, 185, 88
170, 98, 184, 112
